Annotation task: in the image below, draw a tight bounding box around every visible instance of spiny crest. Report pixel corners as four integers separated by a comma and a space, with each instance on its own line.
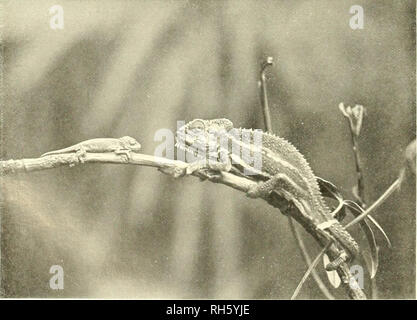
234, 128, 322, 191
262, 132, 316, 178
261, 131, 331, 215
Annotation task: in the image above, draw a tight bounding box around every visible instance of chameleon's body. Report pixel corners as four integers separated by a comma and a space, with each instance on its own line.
41, 136, 141, 157
177, 119, 359, 270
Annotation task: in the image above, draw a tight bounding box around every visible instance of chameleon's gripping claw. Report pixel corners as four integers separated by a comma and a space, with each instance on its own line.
317, 219, 351, 271
325, 251, 349, 271
114, 149, 132, 162
75, 147, 87, 163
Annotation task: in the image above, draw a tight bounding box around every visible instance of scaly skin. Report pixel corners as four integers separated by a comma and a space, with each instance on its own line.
41, 136, 141, 157
177, 118, 359, 270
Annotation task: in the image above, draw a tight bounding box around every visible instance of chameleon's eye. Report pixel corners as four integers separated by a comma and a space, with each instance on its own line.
189, 120, 205, 131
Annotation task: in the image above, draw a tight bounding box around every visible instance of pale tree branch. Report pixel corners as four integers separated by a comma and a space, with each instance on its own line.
0, 150, 366, 299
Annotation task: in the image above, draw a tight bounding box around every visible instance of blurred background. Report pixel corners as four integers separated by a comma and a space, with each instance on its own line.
1, 0, 415, 299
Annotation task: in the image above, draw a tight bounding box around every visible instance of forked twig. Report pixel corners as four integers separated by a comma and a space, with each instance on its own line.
339, 103, 367, 207
339, 102, 378, 297
297, 107, 409, 299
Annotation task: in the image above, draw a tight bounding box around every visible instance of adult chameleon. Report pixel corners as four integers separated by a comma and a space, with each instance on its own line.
176, 118, 359, 271
41, 136, 142, 160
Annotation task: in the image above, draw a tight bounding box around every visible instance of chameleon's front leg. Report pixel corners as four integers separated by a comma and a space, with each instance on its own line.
185, 150, 232, 179
75, 146, 88, 163
159, 156, 233, 180
114, 148, 132, 162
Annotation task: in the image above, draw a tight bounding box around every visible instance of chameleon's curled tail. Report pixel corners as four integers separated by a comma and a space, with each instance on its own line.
326, 221, 360, 270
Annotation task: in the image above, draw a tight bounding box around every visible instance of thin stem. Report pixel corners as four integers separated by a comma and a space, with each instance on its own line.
351, 133, 366, 207
259, 57, 274, 133
287, 217, 335, 300
345, 173, 401, 299
342, 109, 366, 207
291, 242, 332, 300
259, 57, 333, 299
345, 172, 404, 229
339, 103, 379, 297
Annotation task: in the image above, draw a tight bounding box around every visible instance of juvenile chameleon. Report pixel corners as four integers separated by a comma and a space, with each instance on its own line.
41, 136, 141, 160
176, 118, 359, 271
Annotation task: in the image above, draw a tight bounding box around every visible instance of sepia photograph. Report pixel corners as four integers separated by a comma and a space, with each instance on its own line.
0, 0, 415, 302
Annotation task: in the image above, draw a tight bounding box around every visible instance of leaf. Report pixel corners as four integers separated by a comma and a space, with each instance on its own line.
344, 200, 386, 278
317, 177, 346, 222
405, 139, 416, 175
345, 200, 392, 248
317, 177, 391, 278
323, 254, 341, 288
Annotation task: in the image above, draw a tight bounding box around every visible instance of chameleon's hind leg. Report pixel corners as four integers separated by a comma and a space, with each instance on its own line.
246, 173, 308, 199
248, 174, 356, 271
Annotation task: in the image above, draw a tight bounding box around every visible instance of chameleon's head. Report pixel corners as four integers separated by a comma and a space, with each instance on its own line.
176, 118, 234, 153
120, 136, 142, 152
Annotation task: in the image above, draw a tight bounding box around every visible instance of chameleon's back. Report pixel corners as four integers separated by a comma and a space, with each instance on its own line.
181, 119, 342, 222
179, 119, 359, 260
240, 128, 334, 224
257, 130, 360, 259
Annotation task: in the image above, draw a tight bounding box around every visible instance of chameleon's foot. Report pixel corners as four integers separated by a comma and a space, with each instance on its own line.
158, 166, 187, 178
185, 159, 232, 175
325, 251, 349, 271
247, 183, 267, 198
201, 169, 223, 182
75, 147, 87, 163
115, 149, 131, 162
